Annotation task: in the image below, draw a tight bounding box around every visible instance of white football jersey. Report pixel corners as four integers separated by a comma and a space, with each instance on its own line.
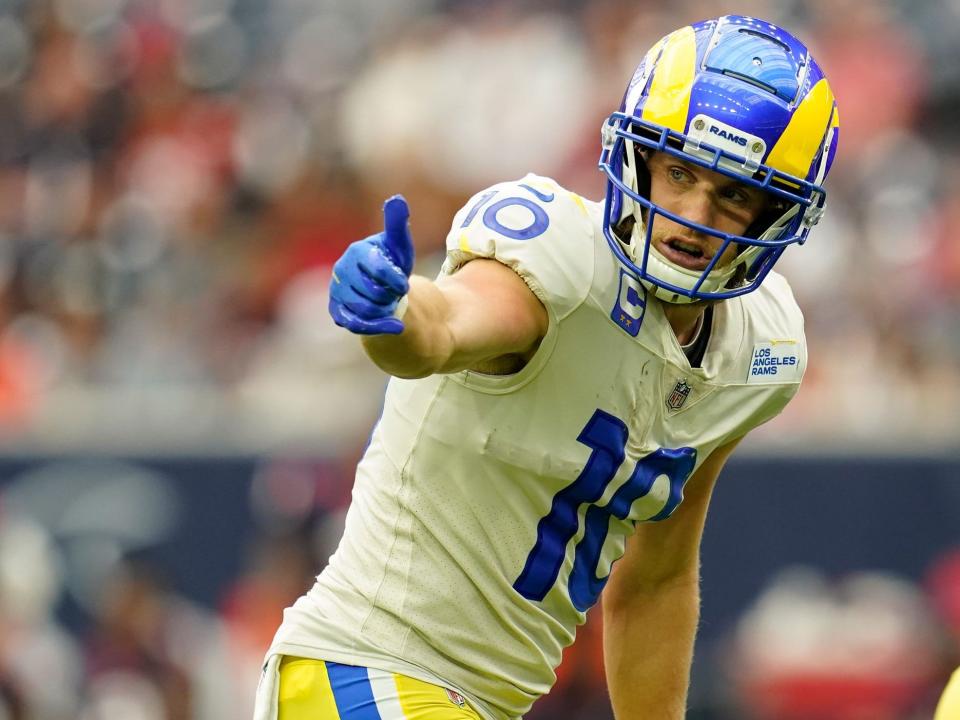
266, 174, 807, 720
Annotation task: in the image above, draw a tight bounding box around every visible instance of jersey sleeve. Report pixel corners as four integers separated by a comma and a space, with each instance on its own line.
440, 174, 595, 321
735, 271, 808, 430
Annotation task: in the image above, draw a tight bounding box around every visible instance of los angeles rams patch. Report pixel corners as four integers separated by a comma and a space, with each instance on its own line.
747, 340, 801, 383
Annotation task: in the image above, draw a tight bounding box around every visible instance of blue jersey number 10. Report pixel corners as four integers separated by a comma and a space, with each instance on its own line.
460, 183, 553, 241
513, 409, 697, 611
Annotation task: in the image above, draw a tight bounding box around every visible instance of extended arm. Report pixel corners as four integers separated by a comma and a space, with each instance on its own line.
362, 261, 547, 378
602, 437, 742, 720
328, 195, 547, 378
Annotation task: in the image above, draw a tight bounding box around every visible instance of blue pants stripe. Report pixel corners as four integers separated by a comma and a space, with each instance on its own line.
327, 662, 383, 720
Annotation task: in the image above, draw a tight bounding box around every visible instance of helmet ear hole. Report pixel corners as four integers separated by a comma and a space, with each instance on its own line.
633, 148, 652, 201
744, 198, 790, 240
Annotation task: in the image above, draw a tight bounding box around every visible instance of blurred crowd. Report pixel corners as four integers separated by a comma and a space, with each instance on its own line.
0, 3, 958, 718
0, 0, 956, 453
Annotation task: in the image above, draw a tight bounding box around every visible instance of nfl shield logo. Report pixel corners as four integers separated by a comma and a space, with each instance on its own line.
666, 380, 692, 411
445, 688, 466, 708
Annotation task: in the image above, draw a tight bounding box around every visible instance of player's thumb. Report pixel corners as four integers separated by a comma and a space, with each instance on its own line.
381, 195, 415, 276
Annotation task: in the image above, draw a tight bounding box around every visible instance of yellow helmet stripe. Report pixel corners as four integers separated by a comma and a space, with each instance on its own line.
641, 26, 697, 133
642, 34, 668, 76
767, 78, 836, 179
622, 33, 667, 114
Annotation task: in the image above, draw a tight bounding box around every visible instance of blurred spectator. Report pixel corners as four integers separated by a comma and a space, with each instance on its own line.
730, 567, 944, 720
79, 556, 230, 720
926, 548, 960, 669
81, 559, 192, 719
220, 530, 319, 719
0, 510, 80, 720
805, 0, 926, 158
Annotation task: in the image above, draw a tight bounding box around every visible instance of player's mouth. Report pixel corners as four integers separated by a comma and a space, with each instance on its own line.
657, 236, 715, 271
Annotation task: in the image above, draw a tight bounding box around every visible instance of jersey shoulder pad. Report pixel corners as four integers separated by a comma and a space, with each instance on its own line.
737, 270, 807, 388
742, 272, 806, 347
441, 174, 594, 320
720, 272, 808, 433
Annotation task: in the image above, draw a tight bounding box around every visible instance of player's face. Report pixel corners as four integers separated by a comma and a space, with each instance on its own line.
644, 152, 769, 272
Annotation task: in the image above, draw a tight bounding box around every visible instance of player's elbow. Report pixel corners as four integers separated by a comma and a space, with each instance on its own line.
384, 364, 436, 380
604, 561, 701, 612
624, 568, 701, 597
364, 351, 441, 379
361, 328, 452, 378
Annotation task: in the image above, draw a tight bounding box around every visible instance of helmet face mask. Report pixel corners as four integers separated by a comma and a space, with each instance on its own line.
598, 15, 839, 303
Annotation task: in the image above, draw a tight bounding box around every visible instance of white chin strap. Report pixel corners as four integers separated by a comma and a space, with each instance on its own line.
625, 219, 739, 304
618, 137, 640, 224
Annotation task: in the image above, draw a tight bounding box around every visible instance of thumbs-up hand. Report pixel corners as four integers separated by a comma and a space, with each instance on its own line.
381, 195, 414, 277
329, 195, 415, 335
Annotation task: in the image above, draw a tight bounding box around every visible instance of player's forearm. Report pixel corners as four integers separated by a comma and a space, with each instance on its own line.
361, 276, 456, 378
603, 573, 701, 720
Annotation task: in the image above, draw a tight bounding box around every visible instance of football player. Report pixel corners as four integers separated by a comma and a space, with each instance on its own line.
254, 15, 840, 720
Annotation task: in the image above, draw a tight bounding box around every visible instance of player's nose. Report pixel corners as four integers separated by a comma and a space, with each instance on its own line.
682, 192, 713, 227
677, 192, 715, 237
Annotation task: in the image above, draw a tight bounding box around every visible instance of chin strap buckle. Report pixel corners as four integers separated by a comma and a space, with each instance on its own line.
802, 193, 826, 227
601, 120, 618, 151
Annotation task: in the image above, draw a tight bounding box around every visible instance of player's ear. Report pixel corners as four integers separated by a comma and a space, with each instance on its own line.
634, 148, 652, 200
743, 194, 789, 240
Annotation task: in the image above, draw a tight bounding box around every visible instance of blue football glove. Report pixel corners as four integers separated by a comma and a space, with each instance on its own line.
329, 195, 415, 335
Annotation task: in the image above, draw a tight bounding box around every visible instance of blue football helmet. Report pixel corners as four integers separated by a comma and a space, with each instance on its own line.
598, 15, 840, 302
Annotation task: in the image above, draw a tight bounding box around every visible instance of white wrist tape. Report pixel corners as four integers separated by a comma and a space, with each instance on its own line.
394, 295, 409, 320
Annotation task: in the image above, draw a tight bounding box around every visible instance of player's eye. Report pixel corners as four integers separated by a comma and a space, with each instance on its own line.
721, 185, 751, 205
668, 166, 692, 183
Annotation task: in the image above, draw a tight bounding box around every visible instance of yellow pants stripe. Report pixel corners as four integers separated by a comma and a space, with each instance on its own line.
394, 671, 477, 719
277, 656, 341, 719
